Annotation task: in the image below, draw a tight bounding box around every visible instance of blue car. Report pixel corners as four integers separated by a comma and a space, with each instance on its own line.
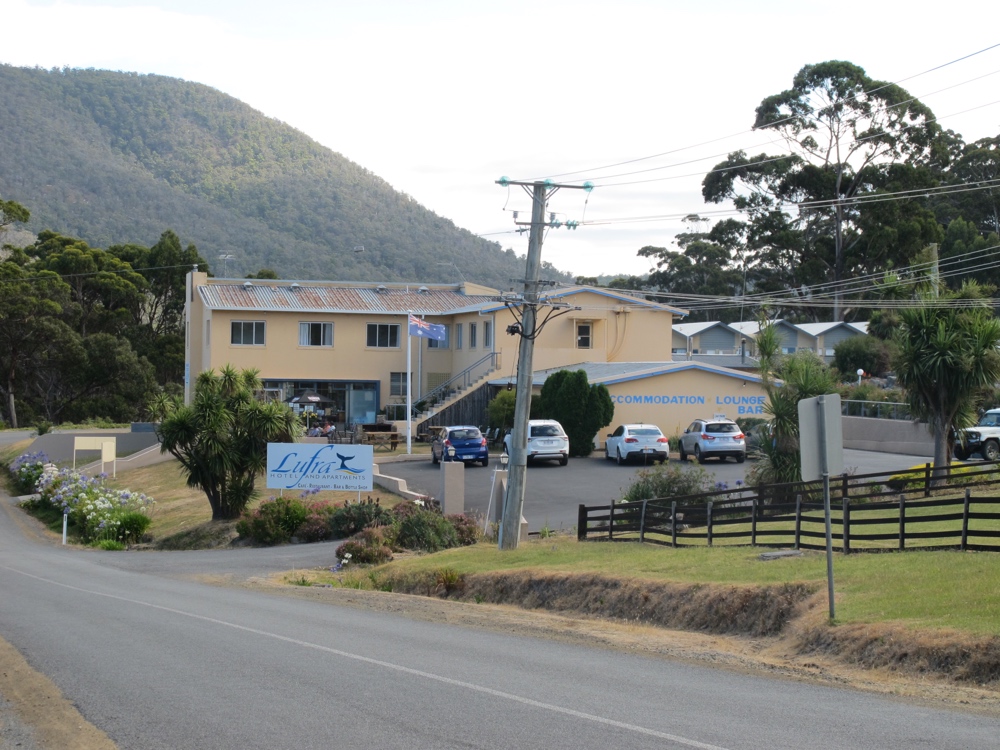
431, 425, 489, 466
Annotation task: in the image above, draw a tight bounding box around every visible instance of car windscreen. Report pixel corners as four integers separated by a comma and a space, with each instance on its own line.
978, 413, 1000, 427
629, 428, 661, 436
530, 424, 564, 437
449, 428, 481, 441
706, 423, 739, 433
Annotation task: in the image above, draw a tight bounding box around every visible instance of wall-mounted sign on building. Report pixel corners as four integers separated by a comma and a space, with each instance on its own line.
266, 443, 374, 491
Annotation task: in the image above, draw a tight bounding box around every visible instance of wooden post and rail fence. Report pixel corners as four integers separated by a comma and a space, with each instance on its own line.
578, 462, 1000, 552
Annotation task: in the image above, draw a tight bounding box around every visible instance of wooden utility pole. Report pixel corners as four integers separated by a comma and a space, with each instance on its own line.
496, 178, 589, 550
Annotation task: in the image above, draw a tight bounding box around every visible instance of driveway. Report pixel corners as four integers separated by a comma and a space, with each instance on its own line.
380, 449, 933, 532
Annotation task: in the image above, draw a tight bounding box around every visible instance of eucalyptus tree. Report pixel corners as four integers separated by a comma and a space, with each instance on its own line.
703, 60, 946, 320
158, 366, 299, 520
0, 261, 73, 428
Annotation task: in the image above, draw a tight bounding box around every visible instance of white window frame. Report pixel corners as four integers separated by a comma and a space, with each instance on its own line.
576, 322, 592, 349
390, 372, 409, 397
469, 322, 478, 349
455, 323, 463, 350
484, 321, 492, 349
299, 321, 333, 347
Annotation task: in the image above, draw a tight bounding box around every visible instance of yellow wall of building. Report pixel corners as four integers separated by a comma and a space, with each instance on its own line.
598, 368, 767, 445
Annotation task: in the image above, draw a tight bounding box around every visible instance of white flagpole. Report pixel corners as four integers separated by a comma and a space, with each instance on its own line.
406, 312, 413, 454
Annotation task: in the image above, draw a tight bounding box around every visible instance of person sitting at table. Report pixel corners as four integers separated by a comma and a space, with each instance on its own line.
306, 424, 321, 437
320, 422, 334, 438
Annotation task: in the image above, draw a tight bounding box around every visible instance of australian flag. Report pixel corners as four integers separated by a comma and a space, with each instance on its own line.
408, 314, 447, 341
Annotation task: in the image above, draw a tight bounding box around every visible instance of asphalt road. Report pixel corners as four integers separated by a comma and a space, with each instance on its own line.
1, 491, 997, 749
380, 449, 935, 532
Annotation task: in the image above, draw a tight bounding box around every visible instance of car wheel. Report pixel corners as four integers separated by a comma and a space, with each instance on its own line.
954, 445, 970, 461
559, 455, 568, 466
678, 444, 687, 461
694, 445, 707, 464
432, 448, 439, 465
481, 456, 489, 467
984, 440, 1000, 462
736, 454, 746, 464
616, 449, 625, 466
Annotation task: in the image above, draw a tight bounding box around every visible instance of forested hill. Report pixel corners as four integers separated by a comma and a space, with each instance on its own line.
0, 65, 564, 287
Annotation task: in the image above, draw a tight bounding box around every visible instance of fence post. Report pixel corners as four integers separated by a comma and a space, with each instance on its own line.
924, 463, 931, 498
639, 499, 648, 543
842, 496, 851, 555
750, 497, 758, 546
670, 501, 678, 547
841, 475, 849, 507
608, 501, 615, 541
706, 501, 714, 547
794, 494, 802, 550
577, 504, 587, 541
898, 494, 906, 551
961, 489, 970, 551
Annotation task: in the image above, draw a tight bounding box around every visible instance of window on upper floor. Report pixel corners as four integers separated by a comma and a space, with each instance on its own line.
299, 322, 333, 347
469, 322, 478, 349
428, 324, 450, 349
367, 323, 400, 348
576, 322, 592, 349
484, 321, 493, 348
231, 320, 265, 346
455, 323, 463, 350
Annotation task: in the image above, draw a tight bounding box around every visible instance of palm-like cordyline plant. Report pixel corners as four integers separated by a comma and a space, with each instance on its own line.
158, 365, 298, 520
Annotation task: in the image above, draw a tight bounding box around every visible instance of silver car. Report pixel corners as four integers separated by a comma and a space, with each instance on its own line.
604, 424, 669, 465
679, 418, 746, 463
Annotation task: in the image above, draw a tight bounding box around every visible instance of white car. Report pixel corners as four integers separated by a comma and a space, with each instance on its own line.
604, 423, 669, 465
503, 419, 569, 465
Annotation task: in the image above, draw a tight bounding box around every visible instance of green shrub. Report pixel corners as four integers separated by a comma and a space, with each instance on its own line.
236, 496, 309, 545
330, 500, 392, 538
622, 461, 714, 503
336, 527, 393, 565
291, 501, 340, 542
446, 513, 482, 546
35, 420, 53, 436
395, 509, 458, 552
94, 539, 126, 551
117, 511, 152, 544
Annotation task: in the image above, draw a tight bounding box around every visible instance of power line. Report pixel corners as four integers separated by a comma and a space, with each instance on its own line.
519, 43, 1000, 184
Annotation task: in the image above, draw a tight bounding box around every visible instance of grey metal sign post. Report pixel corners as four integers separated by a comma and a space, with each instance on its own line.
798, 393, 843, 620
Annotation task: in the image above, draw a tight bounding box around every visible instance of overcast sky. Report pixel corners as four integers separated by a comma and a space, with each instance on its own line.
4, 0, 999, 278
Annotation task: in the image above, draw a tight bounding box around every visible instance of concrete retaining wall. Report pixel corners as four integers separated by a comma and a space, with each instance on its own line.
841, 415, 934, 456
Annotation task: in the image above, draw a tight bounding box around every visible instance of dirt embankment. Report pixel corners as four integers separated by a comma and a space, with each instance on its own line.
298, 571, 1000, 713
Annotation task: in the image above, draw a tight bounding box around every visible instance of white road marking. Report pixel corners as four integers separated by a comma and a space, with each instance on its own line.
3, 565, 732, 750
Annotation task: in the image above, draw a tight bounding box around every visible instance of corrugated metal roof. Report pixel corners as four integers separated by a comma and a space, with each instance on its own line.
199, 283, 497, 315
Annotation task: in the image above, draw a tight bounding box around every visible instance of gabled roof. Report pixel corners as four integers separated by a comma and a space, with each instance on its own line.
794, 321, 864, 338
672, 321, 742, 338
198, 281, 497, 315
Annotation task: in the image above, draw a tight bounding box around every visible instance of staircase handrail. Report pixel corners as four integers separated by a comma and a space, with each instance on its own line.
417, 352, 498, 409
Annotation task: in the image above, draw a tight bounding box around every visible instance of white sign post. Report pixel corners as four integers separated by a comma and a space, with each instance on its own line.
798, 393, 843, 621
266, 443, 373, 492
